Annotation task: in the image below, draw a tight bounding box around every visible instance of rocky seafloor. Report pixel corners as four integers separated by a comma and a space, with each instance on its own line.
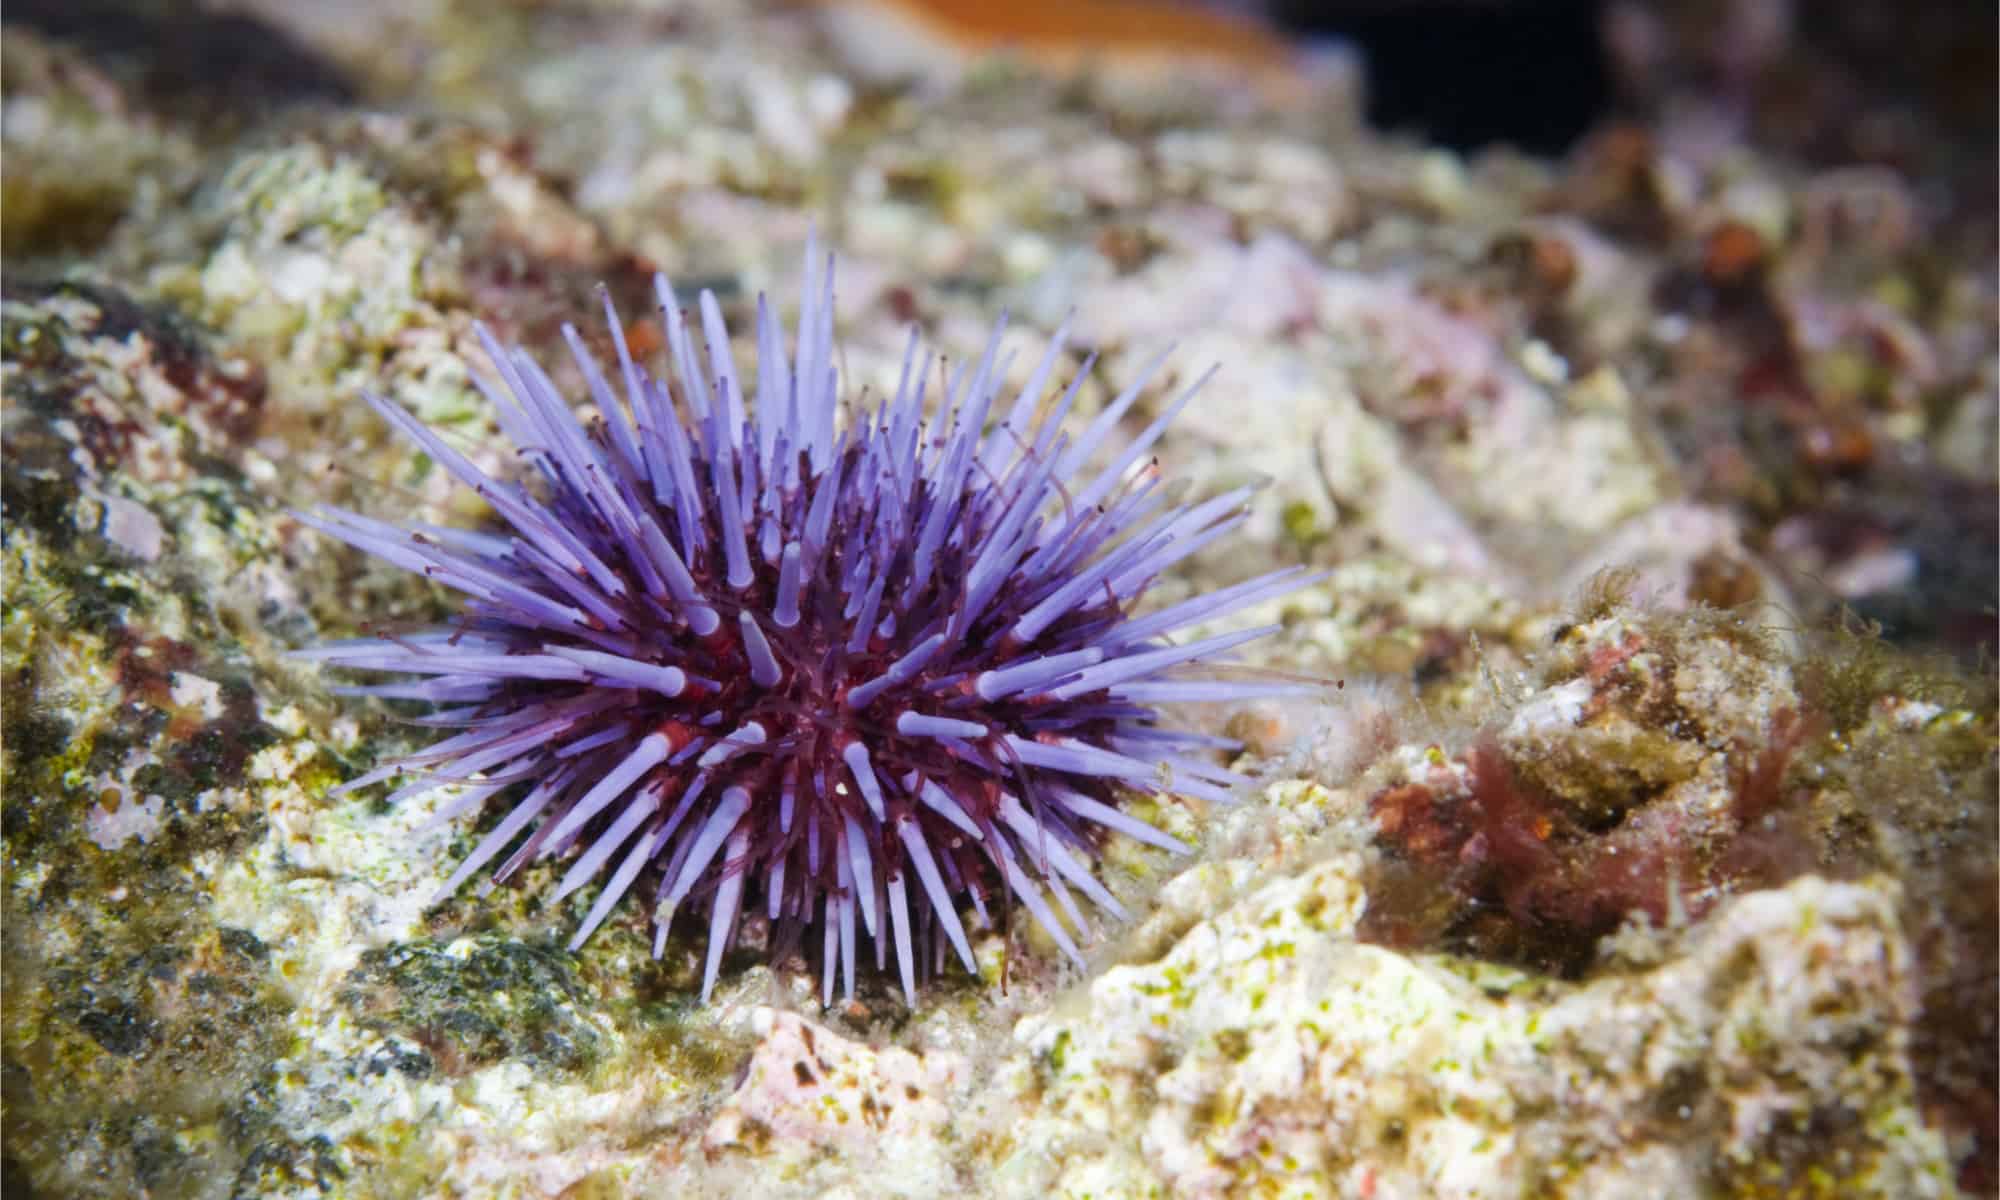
2, 1, 1994, 1197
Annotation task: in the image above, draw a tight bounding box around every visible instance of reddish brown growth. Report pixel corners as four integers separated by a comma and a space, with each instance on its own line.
1365, 741, 1628, 972
1726, 706, 1812, 826
3, 279, 267, 466
1365, 711, 1824, 975
1700, 220, 1769, 288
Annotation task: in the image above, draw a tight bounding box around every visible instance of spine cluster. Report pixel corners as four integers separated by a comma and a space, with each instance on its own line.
300, 245, 1314, 1004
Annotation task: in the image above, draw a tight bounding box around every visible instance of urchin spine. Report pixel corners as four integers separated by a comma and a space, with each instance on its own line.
299, 242, 1319, 1005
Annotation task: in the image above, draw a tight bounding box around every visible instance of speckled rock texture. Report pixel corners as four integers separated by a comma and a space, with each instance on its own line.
1009, 864, 1941, 1199
3, 1, 1993, 1197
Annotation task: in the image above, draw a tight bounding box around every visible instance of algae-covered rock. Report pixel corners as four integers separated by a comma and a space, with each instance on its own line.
4, 0, 1992, 1196
0, 29, 203, 258
338, 935, 605, 1077
1010, 866, 1950, 1199
704, 1007, 969, 1177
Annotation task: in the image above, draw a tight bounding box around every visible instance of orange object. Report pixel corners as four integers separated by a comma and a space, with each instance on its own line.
816, 0, 1296, 79
1701, 219, 1769, 287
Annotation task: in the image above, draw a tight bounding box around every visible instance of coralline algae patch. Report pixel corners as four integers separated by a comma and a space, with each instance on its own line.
705, 1008, 967, 1166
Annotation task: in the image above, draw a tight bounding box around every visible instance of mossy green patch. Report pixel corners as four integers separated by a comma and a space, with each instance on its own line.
2, 918, 294, 1200
338, 935, 604, 1077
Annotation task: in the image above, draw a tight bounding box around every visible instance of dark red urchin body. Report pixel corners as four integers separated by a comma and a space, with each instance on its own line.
298, 243, 1316, 1004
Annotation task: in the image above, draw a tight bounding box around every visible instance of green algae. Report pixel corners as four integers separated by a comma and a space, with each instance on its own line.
2, 905, 294, 1199
337, 935, 603, 1078
0, 282, 314, 1200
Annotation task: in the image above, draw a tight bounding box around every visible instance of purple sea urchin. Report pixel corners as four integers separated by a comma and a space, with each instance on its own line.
299, 244, 1315, 1005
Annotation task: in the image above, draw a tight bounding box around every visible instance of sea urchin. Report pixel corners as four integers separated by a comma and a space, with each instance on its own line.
298, 244, 1314, 1005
